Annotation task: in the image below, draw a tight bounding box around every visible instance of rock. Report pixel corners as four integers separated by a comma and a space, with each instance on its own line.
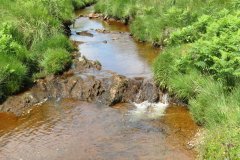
91, 61, 102, 70
103, 15, 108, 20
88, 13, 100, 19
0, 56, 164, 115
108, 18, 116, 22
72, 56, 102, 72
46, 75, 55, 81
101, 75, 129, 105
135, 80, 160, 103
62, 20, 73, 36
63, 70, 74, 78
0, 89, 47, 116
71, 40, 84, 48
111, 36, 120, 40
95, 29, 110, 33
78, 57, 87, 63
76, 31, 94, 37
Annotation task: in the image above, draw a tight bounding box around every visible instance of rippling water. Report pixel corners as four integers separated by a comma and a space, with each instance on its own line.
0, 6, 199, 160
71, 7, 160, 78
0, 99, 198, 160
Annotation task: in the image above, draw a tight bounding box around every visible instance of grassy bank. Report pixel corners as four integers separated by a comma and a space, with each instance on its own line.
73, 0, 96, 9
0, 0, 96, 101
95, 0, 240, 159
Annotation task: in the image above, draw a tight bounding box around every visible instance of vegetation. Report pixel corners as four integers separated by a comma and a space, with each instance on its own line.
96, 0, 240, 159
72, 0, 96, 9
0, 0, 96, 101
40, 49, 72, 74
1, 0, 239, 158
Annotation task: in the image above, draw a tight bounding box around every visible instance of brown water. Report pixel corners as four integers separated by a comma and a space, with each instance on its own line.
0, 6, 199, 160
0, 100, 198, 160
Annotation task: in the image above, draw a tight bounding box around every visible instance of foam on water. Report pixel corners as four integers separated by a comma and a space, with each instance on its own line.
129, 94, 169, 120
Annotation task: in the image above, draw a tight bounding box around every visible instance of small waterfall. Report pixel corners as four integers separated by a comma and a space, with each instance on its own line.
161, 93, 169, 104
129, 93, 169, 120
54, 97, 62, 108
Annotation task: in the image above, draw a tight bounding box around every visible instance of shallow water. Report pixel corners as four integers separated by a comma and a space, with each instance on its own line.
0, 100, 198, 160
71, 7, 159, 78
0, 6, 199, 160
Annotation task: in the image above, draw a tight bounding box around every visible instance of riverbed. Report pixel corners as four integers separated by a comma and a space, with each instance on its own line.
0, 6, 199, 160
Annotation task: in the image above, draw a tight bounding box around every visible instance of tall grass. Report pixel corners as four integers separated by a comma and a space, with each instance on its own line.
0, 0, 95, 100
40, 49, 72, 74
201, 125, 240, 159
95, 0, 240, 159
0, 55, 28, 100
72, 0, 97, 9
153, 48, 240, 159
95, 0, 232, 45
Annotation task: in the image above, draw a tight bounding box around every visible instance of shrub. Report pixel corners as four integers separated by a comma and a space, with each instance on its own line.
168, 15, 212, 45
41, 49, 72, 74
167, 11, 240, 88
0, 55, 27, 100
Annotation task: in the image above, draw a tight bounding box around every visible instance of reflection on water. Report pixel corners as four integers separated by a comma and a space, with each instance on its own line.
0, 99, 198, 160
71, 7, 160, 78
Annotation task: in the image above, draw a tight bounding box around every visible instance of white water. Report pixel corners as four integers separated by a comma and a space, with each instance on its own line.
129, 94, 169, 120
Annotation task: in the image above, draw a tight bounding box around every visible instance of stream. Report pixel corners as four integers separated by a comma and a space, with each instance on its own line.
0, 6, 199, 160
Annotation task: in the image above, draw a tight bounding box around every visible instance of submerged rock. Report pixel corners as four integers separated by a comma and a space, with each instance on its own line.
88, 13, 101, 19
95, 29, 110, 33
76, 31, 94, 37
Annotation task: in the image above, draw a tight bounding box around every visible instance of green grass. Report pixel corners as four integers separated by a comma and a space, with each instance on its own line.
0, 55, 28, 100
95, 0, 240, 159
31, 34, 74, 62
153, 47, 240, 159
72, 0, 97, 9
0, 0, 95, 100
40, 49, 72, 75
201, 125, 240, 159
